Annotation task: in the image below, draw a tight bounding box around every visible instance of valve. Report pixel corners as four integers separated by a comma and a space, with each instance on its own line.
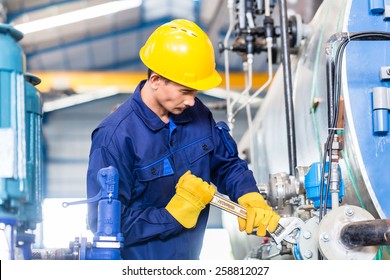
219, 0, 304, 60
62, 166, 123, 260
62, 166, 119, 208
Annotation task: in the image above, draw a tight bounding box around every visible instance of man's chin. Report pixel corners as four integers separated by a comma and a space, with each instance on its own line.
171, 108, 186, 115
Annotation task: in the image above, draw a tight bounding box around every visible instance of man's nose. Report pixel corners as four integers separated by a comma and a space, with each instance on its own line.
183, 96, 196, 107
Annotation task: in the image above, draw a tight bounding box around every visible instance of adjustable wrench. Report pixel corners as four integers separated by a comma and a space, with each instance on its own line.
210, 193, 303, 244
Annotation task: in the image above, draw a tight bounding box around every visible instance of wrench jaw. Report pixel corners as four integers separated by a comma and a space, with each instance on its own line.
269, 226, 286, 245
210, 192, 304, 245
268, 217, 304, 245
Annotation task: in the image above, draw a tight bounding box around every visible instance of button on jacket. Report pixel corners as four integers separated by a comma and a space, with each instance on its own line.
87, 80, 258, 259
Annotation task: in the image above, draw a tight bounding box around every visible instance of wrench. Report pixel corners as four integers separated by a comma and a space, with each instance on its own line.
210, 193, 303, 244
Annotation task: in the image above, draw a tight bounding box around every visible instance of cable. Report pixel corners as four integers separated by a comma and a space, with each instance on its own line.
320, 31, 390, 220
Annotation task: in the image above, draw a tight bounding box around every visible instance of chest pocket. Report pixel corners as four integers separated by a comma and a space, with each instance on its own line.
184, 137, 214, 164
133, 158, 175, 207
134, 157, 174, 182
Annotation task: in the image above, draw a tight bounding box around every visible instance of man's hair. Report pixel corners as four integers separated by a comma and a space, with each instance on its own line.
147, 68, 153, 79
147, 68, 170, 85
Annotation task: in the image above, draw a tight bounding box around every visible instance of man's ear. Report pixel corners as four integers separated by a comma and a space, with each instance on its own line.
149, 73, 161, 90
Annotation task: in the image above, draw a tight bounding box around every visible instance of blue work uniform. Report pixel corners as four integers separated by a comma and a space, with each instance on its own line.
87, 80, 258, 259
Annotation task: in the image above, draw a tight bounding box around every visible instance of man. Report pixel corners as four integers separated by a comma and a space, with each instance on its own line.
87, 19, 280, 260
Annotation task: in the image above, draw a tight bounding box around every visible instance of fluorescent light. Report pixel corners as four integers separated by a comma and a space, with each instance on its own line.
14, 0, 142, 34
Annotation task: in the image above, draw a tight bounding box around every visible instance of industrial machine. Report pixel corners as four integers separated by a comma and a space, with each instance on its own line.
0, 24, 43, 260
0, 23, 123, 260
221, 0, 390, 260
33, 166, 124, 260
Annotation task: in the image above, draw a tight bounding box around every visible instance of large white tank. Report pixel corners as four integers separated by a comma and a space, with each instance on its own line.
243, 0, 390, 218
229, 0, 390, 259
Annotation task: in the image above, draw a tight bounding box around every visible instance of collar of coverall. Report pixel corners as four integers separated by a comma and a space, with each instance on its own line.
131, 80, 194, 131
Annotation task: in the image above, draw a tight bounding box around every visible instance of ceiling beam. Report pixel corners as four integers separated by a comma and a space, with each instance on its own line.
25, 17, 172, 59
31, 71, 273, 93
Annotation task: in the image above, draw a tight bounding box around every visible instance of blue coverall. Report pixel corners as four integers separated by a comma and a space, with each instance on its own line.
87, 80, 259, 259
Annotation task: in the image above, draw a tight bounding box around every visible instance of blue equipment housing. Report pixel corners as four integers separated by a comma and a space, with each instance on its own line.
0, 23, 122, 260
0, 24, 44, 260
83, 165, 124, 260
16, 73, 44, 260
304, 162, 345, 208
63, 166, 124, 260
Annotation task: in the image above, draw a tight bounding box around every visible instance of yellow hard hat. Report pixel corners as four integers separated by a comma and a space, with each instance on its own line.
139, 19, 222, 91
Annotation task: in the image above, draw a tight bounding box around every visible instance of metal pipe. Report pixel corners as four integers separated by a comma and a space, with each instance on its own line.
229, 1, 254, 125
244, 55, 255, 165
238, 0, 246, 30
224, 0, 235, 130
340, 219, 390, 248
228, 56, 253, 126
278, 0, 297, 176
32, 248, 77, 260
265, 0, 271, 17
325, 47, 335, 128
230, 37, 272, 122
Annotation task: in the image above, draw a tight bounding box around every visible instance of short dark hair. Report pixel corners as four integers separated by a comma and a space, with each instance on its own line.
147, 68, 171, 85
147, 68, 153, 79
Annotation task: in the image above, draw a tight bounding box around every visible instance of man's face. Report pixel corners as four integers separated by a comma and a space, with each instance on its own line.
154, 75, 198, 115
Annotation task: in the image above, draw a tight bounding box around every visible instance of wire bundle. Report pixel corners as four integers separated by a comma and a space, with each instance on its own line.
319, 31, 390, 220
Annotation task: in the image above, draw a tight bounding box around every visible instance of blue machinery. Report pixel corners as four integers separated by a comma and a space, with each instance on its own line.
1, 0, 390, 260
31, 166, 124, 260
0, 24, 123, 260
58, 166, 124, 260
0, 24, 43, 260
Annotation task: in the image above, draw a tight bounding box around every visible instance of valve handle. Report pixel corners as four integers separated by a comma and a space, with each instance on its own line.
62, 166, 119, 208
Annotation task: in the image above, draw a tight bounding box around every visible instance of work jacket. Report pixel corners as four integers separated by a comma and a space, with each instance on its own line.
87, 80, 258, 259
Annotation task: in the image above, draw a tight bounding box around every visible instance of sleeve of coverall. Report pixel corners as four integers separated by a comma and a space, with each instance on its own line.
210, 120, 260, 202
87, 140, 183, 247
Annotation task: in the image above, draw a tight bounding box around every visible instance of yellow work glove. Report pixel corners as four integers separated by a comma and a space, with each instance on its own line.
166, 171, 216, 228
237, 192, 280, 236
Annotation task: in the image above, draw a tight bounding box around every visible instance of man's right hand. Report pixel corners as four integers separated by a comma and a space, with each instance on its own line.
166, 171, 216, 228
237, 192, 280, 236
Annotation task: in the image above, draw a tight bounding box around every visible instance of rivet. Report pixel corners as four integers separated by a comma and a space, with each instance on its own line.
320, 232, 330, 242
303, 231, 312, 239
345, 207, 354, 217
304, 250, 313, 259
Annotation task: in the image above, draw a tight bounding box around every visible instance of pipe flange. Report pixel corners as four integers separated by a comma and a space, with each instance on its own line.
318, 205, 379, 259
296, 216, 320, 260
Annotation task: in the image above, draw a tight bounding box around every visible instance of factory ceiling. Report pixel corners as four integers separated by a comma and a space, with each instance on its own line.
3, 0, 233, 72
1, 0, 322, 98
